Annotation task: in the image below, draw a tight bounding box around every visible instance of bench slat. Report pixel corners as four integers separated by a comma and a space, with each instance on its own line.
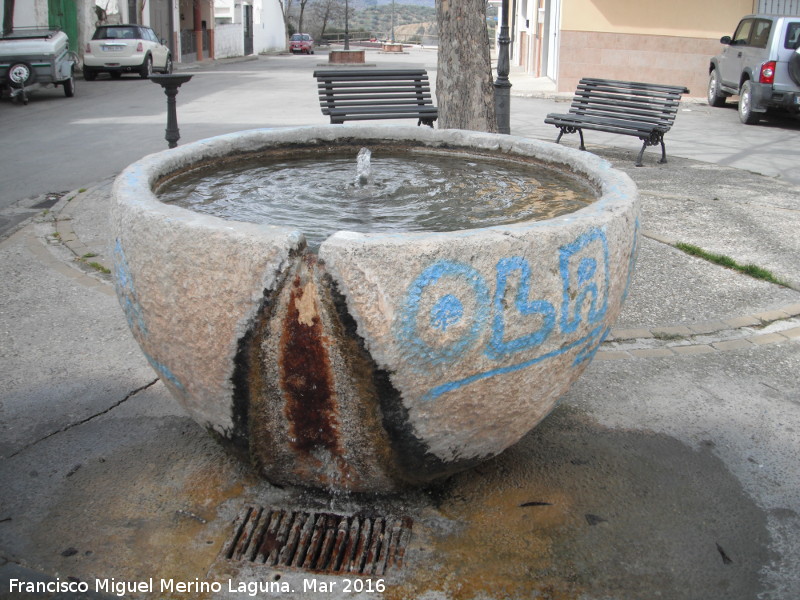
568, 105, 677, 126
318, 80, 429, 89
579, 77, 690, 94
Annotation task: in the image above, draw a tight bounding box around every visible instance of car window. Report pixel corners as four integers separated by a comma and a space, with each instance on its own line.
785, 22, 800, 49
291, 34, 302, 41
732, 19, 753, 45
146, 29, 159, 43
750, 19, 772, 48
93, 26, 137, 40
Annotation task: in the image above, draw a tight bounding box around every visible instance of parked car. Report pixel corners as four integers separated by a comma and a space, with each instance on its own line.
708, 14, 800, 124
289, 33, 314, 54
83, 24, 172, 80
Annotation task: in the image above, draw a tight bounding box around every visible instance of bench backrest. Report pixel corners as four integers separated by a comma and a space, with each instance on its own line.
569, 78, 689, 131
313, 69, 435, 115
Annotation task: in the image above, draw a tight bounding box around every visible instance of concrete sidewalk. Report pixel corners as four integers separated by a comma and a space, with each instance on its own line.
2, 51, 800, 600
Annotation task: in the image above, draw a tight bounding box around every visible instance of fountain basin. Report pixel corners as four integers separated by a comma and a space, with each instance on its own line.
112, 125, 639, 492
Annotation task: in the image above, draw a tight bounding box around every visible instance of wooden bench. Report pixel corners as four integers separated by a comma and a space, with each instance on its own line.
544, 78, 689, 166
313, 69, 438, 127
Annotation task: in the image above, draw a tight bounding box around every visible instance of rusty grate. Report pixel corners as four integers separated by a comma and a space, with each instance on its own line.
223, 506, 412, 576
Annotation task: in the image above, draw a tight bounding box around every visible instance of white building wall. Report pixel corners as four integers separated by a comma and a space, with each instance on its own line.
11, 0, 49, 27
253, 0, 285, 53
214, 22, 244, 57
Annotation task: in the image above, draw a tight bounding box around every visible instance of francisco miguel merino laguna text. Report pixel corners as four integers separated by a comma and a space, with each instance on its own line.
10, 576, 387, 596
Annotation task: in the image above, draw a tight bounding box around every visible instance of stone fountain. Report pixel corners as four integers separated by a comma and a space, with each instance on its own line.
111, 125, 639, 493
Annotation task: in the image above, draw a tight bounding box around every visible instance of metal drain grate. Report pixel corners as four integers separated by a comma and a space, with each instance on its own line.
224, 507, 412, 576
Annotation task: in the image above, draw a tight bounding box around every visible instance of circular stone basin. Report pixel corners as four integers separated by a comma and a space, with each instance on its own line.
112, 126, 639, 493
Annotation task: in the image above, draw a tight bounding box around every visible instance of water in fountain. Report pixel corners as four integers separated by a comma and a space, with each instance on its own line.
157, 145, 597, 251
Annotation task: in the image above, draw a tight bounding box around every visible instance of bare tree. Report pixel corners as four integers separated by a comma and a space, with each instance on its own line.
309, 0, 344, 39
436, 0, 497, 132
297, 0, 312, 34
310, 0, 343, 38
277, 0, 296, 40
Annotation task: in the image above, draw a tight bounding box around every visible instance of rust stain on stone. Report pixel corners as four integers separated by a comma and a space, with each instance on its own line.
279, 258, 342, 458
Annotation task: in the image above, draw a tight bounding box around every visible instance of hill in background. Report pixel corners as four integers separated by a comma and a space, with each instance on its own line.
361, 0, 435, 7
348, 3, 436, 38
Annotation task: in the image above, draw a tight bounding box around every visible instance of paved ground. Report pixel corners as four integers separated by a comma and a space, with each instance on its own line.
1, 47, 800, 600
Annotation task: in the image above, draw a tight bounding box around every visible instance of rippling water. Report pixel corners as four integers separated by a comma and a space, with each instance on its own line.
157, 147, 596, 251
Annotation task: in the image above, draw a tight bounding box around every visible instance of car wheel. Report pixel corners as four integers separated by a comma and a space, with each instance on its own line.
707, 69, 727, 107
738, 80, 760, 125
63, 71, 75, 97
7, 62, 33, 88
163, 55, 173, 74
139, 56, 153, 79
789, 49, 800, 86
83, 68, 97, 81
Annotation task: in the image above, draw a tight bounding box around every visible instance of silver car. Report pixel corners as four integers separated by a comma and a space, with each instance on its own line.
83, 24, 172, 80
708, 14, 800, 124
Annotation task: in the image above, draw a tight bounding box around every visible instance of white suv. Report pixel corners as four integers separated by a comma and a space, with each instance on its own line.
708, 14, 800, 123
84, 24, 172, 81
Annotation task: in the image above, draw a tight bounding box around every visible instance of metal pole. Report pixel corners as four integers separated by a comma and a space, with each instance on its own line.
494, 0, 512, 134
344, 0, 350, 50
151, 74, 193, 149
391, 0, 395, 43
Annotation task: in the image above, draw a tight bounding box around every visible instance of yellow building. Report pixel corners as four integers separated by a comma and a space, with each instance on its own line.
509, 0, 797, 97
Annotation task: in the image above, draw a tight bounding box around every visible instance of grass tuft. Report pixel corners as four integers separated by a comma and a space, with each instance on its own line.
674, 242, 788, 287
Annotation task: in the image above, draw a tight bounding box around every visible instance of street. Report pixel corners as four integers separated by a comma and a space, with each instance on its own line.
2, 46, 799, 225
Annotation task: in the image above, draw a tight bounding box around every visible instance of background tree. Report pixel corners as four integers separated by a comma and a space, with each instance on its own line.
436, 0, 497, 132
310, 0, 346, 40
297, 0, 312, 34
277, 0, 297, 42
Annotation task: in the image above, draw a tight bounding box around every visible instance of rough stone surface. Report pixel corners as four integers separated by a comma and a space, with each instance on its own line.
112, 125, 639, 491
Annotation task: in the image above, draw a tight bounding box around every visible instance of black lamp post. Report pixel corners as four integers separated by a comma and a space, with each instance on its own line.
150, 74, 193, 149
344, 0, 350, 50
493, 0, 512, 134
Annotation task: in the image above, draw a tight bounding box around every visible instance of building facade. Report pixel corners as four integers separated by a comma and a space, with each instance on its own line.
506, 0, 800, 97
1, 0, 284, 64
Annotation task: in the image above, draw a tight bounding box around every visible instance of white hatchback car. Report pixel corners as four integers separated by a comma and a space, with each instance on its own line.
84, 24, 172, 80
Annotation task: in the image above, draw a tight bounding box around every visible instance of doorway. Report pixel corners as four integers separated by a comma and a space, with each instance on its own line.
47, 0, 78, 50
150, 0, 175, 56
244, 4, 254, 55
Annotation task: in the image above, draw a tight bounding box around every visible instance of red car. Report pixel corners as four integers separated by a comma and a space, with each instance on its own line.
289, 33, 314, 54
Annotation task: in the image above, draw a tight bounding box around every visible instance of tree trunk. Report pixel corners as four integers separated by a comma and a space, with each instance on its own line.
436, 0, 497, 132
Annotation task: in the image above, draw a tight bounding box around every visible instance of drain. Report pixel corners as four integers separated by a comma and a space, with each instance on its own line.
223, 507, 412, 576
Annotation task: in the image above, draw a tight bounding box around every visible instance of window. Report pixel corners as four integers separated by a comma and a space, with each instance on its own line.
732, 19, 753, 45
750, 19, 772, 48
785, 22, 800, 49
93, 26, 137, 40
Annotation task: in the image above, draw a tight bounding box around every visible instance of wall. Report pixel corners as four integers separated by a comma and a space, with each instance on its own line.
561, 0, 755, 38
214, 22, 243, 57
556, 0, 757, 95
7, 0, 49, 28
253, 0, 285, 53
